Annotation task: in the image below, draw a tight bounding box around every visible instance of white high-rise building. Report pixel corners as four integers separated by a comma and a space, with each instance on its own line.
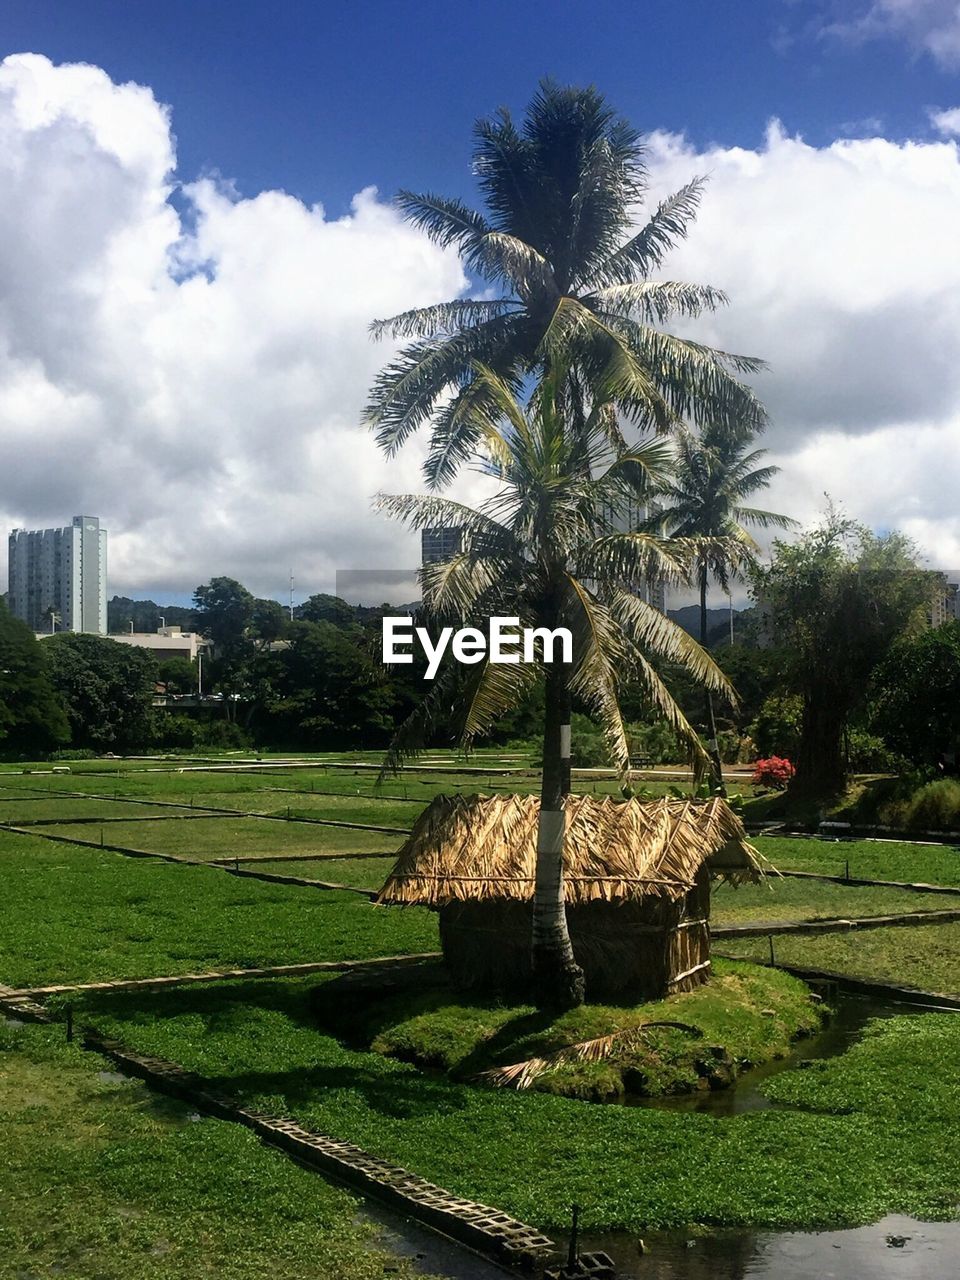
8, 515, 107, 634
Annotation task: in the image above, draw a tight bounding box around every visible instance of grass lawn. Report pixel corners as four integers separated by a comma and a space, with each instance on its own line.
36, 816, 397, 860
720, 921, 960, 998
756, 835, 960, 886
0, 1019, 423, 1280
251, 857, 397, 889
0, 833, 437, 987
316, 960, 822, 1100
80, 968, 960, 1233
711, 876, 956, 925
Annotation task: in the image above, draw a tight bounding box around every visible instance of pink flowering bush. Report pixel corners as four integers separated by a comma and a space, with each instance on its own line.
752, 756, 796, 790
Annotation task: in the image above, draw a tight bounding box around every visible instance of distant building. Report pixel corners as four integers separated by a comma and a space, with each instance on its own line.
421, 526, 463, 567
108, 625, 205, 663
930, 577, 960, 628
8, 515, 107, 634
602, 498, 667, 613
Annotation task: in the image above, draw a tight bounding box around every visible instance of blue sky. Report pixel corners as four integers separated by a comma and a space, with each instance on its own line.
0, 2, 958, 603
2, 0, 954, 213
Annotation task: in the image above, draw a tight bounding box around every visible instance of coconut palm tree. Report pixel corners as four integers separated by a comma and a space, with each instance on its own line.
366, 80, 766, 487
378, 363, 737, 1008
647, 424, 796, 791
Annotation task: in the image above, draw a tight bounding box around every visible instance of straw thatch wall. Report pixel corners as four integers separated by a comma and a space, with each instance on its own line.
377, 795, 762, 1000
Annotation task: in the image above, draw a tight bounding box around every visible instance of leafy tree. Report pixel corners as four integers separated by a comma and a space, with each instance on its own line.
0, 602, 69, 755
44, 634, 157, 751
649, 424, 795, 791
753, 512, 932, 796
268, 621, 395, 749
871, 621, 960, 771
297, 594, 358, 628
192, 577, 255, 652
157, 657, 197, 695
379, 363, 733, 1008
366, 80, 765, 486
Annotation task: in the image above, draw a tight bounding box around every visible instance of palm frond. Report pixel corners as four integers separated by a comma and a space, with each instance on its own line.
563, 574, 631, 776
611, 589, 736, 708
370, 300, 516, 341
587, 178, 707, 288
587, 280, 728, 323
394, 190, 491, 251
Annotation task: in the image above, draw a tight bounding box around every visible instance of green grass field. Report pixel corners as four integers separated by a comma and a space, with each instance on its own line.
78, 969, 960, 1232
0, 835, 437, 987
3, 753, 960, 1242
0, 1019, 425, 1280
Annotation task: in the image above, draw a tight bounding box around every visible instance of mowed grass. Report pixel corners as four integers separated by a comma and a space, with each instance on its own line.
251, 857, 396, 889
0, 833, 437, 987
758, 835, 960, 887
81, 970, 960, 1232
721, 921, 960, 998
711, 877, 956, 925
0, 797, 198, 823
36, 816, 398, 860
0, 1019, 422, 1280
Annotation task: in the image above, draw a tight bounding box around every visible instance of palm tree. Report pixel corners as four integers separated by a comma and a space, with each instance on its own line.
378, 363, 737, 1008
648, 425, 796, 791
366, 80, 766, 487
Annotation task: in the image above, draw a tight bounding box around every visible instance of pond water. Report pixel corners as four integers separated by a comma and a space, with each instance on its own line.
582, 993, 960, 1277
631, 992, 918, 1117
580, 1216, 960, 1279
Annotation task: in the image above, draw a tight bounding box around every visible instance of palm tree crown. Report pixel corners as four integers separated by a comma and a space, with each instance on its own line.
378, 364, 737, 778
366, 81, 767, 487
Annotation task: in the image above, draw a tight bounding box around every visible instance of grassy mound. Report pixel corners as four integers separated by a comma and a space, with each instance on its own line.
313, 959, 823, 1101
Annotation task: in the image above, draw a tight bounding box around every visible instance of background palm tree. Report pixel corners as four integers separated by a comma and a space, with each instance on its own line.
366, 80, 767, 487
378, 363, 737, 1008
648, 424, 796, 791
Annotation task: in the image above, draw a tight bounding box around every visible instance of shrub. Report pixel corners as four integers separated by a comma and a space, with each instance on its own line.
750, 695, 802, 759
901, 779, 960, 832
752, 756, 796, 789
846, 729, 898, 773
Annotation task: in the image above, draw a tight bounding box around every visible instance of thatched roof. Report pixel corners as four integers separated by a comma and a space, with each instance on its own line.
377, 794, 763, 908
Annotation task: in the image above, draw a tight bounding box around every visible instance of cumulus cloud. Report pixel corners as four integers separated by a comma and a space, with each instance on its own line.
640, 122, 960, 566
2, 52, 959, 609
0, 53, 469, 602
820, 0, 960, 68
930, 105, 960, 135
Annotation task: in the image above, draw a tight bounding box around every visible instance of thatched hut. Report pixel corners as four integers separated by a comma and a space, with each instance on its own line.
377, 794, 763, 1000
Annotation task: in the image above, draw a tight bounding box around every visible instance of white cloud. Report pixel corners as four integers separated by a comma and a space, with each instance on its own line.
641, 121, 960, 568
0, 53, 470, 603
1, 53, 959, 609
930, 105, 960, 135
821, 0, 960, 68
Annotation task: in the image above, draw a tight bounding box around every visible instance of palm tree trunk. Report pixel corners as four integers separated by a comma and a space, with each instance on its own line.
532, 663, 584, 1009
699, 567, 725, 796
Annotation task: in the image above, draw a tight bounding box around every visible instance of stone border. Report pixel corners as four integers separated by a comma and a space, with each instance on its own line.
6, 952, 443, 999
712, 954, 960, 1010
0, 973, 556, 1273
0, 822, 384, 897
713, 907, 960, 939
775, 868, 960, 896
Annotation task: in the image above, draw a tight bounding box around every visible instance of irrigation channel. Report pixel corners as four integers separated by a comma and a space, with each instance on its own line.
580, 990, 960, 1278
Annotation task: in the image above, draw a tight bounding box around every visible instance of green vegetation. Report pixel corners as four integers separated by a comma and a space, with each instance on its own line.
0, 1019, 423, 1280
317, 961, 821, 1100
757, 834, 960, 886
712, 876, 956, 924
80, 971, 960, 1231
251, 857, 395, 888
721, 921, 960, 998
0, 600, 69, 754
38, 816, 395, 859
0, 834, 437, 987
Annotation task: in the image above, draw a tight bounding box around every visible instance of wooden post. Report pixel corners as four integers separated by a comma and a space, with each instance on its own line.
768, 935, 776, 965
